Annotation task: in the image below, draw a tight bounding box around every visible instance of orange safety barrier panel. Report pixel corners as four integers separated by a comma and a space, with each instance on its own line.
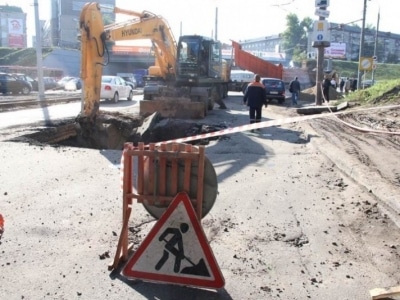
110, 142, 206, 270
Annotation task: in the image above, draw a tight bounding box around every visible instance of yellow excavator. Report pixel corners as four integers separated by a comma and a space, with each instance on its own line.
79, 2, 230, 121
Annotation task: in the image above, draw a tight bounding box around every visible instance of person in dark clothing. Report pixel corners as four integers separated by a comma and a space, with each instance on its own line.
289, 76, 301, 106
243, 74, 267, 132
322, 75, 331, 103
351, 79, 358, 92
339, 78, 345, 93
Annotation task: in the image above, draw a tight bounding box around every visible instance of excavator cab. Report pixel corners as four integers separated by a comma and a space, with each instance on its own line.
176, 35, 223, 87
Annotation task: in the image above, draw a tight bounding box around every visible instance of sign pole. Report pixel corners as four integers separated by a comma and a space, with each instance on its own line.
316, 43, 324, 106
357, 0, 368, 90
313, 1, 331, 105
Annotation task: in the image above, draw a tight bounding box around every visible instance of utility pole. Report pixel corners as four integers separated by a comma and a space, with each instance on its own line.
215, 7, 218, 41
34, 0, 45, 101
357, 0, 368, 90
313, 1, 331, 105
372, 9, 380, 83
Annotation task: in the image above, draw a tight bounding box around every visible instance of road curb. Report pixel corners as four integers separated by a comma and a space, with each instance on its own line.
303, 121, 400, 224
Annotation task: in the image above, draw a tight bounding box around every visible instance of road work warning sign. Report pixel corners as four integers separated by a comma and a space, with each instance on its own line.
122, 192, 225, 289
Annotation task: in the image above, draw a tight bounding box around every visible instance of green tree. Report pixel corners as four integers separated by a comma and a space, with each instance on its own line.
281, 14, 313, 65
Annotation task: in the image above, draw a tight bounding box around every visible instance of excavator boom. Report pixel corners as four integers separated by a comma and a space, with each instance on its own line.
79, 2, 106, 120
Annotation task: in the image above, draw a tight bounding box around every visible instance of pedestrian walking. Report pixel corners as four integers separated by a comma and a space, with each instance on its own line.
344, 77, 351, 95
351, 78, 358, 92
330, 77, 337, 90
289, 76, 301, 106
243, 74, 267, 132
322, 75, 331, 103
339, 78, 345, 93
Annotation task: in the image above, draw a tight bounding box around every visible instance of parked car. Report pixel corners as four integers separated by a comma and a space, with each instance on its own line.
261, 77, 286, 104
133, 74, 144, 87
123, 77, 137, 90
0, 72, 31, 95
229, 70, 255, 93
100, 75, 133, 103
12, 74, 58, 91
41, 77, 58, 90
56, 76, 75, 90
117, 73, 137, 90
10, 73, 35, 90
64, 77, 82, 91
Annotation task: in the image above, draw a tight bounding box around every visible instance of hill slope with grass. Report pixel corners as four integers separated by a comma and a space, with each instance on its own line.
0, 48, 54, 66
305, 59, 400, 82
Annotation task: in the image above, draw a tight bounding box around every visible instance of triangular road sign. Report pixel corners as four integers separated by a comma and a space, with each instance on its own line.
122, 192, 225, 289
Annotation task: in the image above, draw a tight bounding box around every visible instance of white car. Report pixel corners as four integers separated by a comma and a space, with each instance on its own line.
100, 75, 133, 103
56, 76, 75, 90
64, 77, 82, 91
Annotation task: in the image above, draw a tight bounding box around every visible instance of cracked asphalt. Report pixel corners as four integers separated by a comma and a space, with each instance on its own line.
1, 92, 400, 299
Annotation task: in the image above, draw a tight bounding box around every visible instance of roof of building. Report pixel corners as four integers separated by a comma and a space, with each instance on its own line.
0, 5, 23, 14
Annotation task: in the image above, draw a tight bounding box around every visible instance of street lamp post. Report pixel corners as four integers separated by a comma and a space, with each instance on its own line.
34, 0, 45, 101
357, 0, 368, 90
371, 10, 380, 82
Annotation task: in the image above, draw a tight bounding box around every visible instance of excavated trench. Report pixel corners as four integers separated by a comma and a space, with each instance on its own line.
8, 111, 227, 149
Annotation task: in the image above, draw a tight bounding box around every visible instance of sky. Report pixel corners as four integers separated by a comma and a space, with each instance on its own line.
3, 0, 395, 47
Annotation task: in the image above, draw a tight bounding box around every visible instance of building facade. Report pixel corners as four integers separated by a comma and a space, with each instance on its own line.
307, 22, 400, 63
239, 23, 400, 64
46, 0, 116, 49
238, 35, 286, 65
0, 5, 27, 48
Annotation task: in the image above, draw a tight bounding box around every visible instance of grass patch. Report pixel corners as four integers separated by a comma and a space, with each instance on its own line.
344, 79, 400, 106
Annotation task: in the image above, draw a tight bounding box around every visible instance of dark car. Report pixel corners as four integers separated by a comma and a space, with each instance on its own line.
10, 73, 35, 90
41, 77, 58, 90
120, 76, 137, 90
11, 74, 57, 91
0, 73, 31, 95
133, 74, 144, 87
261, 77, 286, 104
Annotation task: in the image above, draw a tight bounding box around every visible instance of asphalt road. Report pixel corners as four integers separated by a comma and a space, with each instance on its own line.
1, 92, 400, 299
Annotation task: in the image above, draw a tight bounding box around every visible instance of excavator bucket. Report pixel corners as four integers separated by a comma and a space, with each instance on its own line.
140, 86, 210, 119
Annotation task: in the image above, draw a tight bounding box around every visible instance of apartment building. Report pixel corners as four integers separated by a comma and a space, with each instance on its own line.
240, 23, 400, 64
44, 0, 115, 49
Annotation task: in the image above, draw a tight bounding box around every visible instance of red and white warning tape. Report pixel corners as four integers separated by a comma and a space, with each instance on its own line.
120, 104, 400, 189
156, 114, 317, 145
158, 104, 400, 145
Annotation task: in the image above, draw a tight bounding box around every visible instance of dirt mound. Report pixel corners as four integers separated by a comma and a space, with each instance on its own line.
301, 85, 342, 102
372, 86, 400, 104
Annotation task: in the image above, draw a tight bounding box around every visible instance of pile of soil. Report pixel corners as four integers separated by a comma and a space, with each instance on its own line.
301, 85, 342, 102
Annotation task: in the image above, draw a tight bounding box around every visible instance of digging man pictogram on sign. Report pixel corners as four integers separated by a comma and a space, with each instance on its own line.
155, 222, 210, 277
